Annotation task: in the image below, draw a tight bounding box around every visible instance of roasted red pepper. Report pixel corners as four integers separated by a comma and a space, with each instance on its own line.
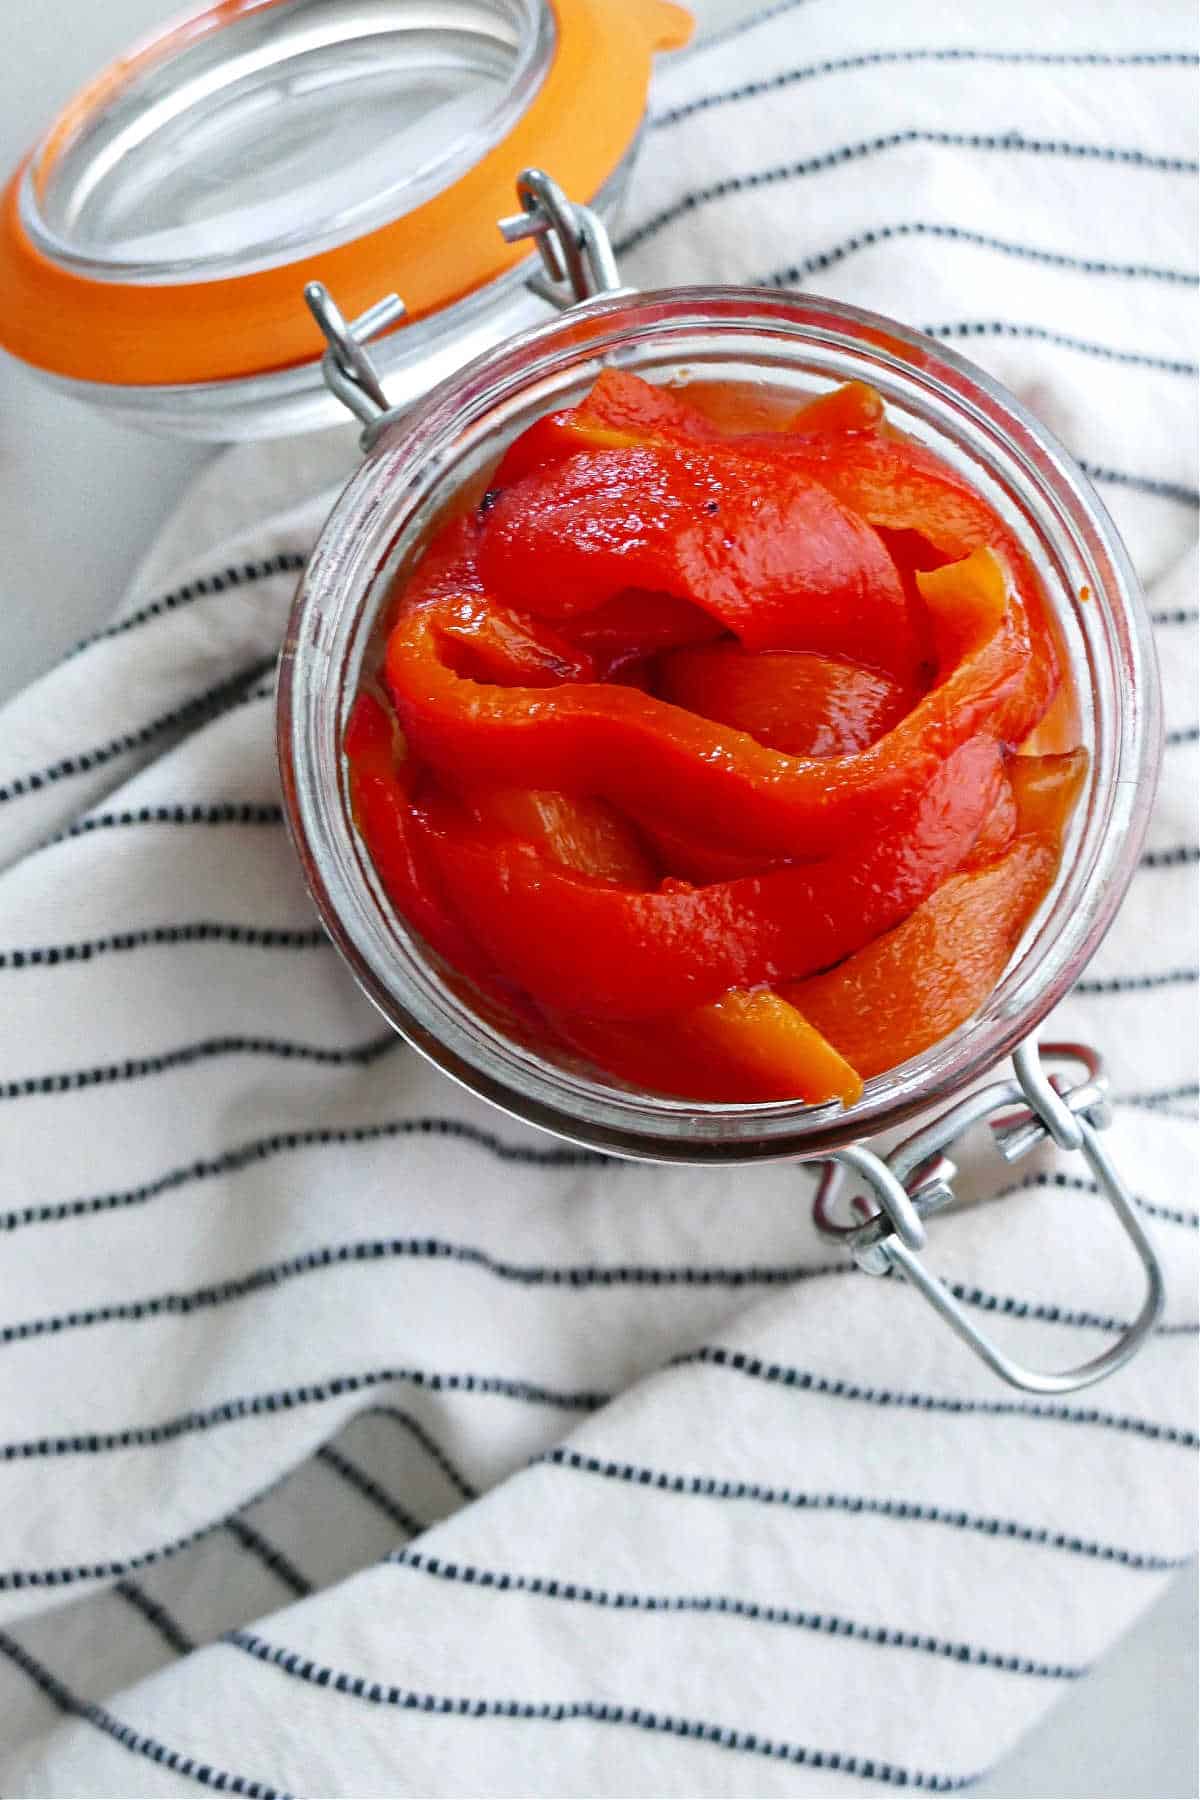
345, 373, 1080, 1106
479, 443, 926, 683
783, 751, 1086, 1078
410, 734, 1004, 1019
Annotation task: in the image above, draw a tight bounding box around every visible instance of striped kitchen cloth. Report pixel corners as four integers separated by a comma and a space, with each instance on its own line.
0, 1, 1196, 1793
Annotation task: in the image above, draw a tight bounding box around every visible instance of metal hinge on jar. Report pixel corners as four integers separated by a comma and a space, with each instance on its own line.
305, 168, 627, 445
812, 1039, 1164, 1394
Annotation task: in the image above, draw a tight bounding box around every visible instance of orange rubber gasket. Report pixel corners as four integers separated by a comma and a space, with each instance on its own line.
0, 0, 691, 386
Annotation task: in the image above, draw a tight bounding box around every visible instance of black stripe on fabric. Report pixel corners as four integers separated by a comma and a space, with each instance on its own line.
655, 48, 1200, 129
0, 920, 327, 971
1119, 1082, 1200, 1111
317, 1443, 429, 1539
677, 1346, 1198, 1446
114, 1579, 195, 1656
370, 1406, 480, 1502
67, 553, 307, 660
0, 1414, 473, 1594
763, 222, 1199, 290
616, 132, 1200, 259
0, 1238, 840, 1346
390, 1547, 1087, 1681
0, 1117, 607, 1234
61, 801, 285, 840
1140, 844, 1199, 868
941, 1288, 1198, 1337
0, 1231, 1192, 1354
0, 657, 278, 807
925, 320, 1198, 373
1166, 725, 1200, 747
1077, 460, 1200, 507
1075, 966, 1198, 994
1152, 606, 1199, 626
226, 1627, 980, 1792
0, 1029, 399, 1104
223, 1517, 313, 1599
0, 1367, 605, 1462
0, 1463, 296, 1595
542, 1448, 1189, 1572
0, 1628, 288, 1798
1000, 1167, 1199, 1231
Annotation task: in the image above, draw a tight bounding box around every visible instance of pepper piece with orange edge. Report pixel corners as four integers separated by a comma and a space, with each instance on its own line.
783, 751, 1086, 1078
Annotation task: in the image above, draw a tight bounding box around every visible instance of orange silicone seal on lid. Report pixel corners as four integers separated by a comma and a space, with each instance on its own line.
0, 0, 691, 387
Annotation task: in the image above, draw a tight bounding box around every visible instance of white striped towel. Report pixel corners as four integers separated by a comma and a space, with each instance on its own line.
0, 2, 1196, 1794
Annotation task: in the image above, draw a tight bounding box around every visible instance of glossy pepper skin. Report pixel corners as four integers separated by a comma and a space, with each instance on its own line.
348, 372, 1079, 1107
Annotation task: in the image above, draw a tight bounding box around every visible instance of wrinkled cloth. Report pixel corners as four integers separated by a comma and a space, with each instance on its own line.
0, 2, 1196, 1794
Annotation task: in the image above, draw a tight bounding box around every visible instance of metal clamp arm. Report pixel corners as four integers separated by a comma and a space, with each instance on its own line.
813, 1040, 1165, 1393
497, 168, 631, 309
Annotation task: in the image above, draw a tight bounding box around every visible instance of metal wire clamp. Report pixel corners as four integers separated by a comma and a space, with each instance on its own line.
812, 1039, 1165, 1394
304, 282, 406, 433
307, 169, 626, 444
497, 167, 632, 309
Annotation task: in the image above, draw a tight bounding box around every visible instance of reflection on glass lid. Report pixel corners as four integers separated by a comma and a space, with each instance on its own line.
23, 0, 553, 283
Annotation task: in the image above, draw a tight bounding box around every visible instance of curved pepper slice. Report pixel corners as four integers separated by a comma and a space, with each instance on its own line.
491, 370, 720, 486
463, 784, 658, 889
557, 587, 722, 675
783, 750, 1087, 1078
411, 735, 1003, 1019
478, 443, 923, 682
454, 775, 860, 1102
434, 597, 596, 687
552, 989, 863, 1105
487, 371, 1057, 720
495, 372, 885, 487
343, 692, 510, 1002
657, 644, 913, 756
386, 546, 1032, 859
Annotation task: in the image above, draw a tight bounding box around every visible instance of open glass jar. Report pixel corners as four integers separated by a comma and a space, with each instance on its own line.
278, 183, 1165, 1390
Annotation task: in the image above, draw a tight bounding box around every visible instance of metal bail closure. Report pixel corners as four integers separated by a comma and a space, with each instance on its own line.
497, 167, 630, 309
307, 168, 625, 444
813, 1039, 1165, 1394
304, 283, 407, 438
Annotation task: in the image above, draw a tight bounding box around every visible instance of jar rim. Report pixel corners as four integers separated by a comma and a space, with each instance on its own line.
278, 285, 1162, 1164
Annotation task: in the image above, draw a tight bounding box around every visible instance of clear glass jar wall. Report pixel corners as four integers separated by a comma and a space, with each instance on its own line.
278, 288, 1160, 1163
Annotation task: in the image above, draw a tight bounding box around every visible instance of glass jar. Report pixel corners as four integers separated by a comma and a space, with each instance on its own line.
277, 285, 1161, 1167
0, 0, 685, 439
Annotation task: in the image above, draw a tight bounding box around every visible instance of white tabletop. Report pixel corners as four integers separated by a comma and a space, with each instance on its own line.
0, 4, 1195, 1794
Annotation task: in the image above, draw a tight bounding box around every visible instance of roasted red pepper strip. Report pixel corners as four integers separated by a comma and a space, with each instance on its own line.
556, 588, 722, 673
462, 784, 657, 889
479, 443, 923, 682
657, 644, 913, 756
783, 750, 1086, 1077
386, 545, 1032, 859
434, 597, 596, 686
459, 778, 861, 1102
488, 370, 1056, 714
551, 988, 863, 1105
491, 370, 719, 486
344, 692, 522, 1009
410, 735, 1003, 1019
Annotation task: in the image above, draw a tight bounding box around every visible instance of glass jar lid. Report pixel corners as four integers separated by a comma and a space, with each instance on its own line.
25, 0, 559, 285
0, 0, 690, 390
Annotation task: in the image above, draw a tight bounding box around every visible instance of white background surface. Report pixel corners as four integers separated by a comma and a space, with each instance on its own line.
0, 2, 1195, 1795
